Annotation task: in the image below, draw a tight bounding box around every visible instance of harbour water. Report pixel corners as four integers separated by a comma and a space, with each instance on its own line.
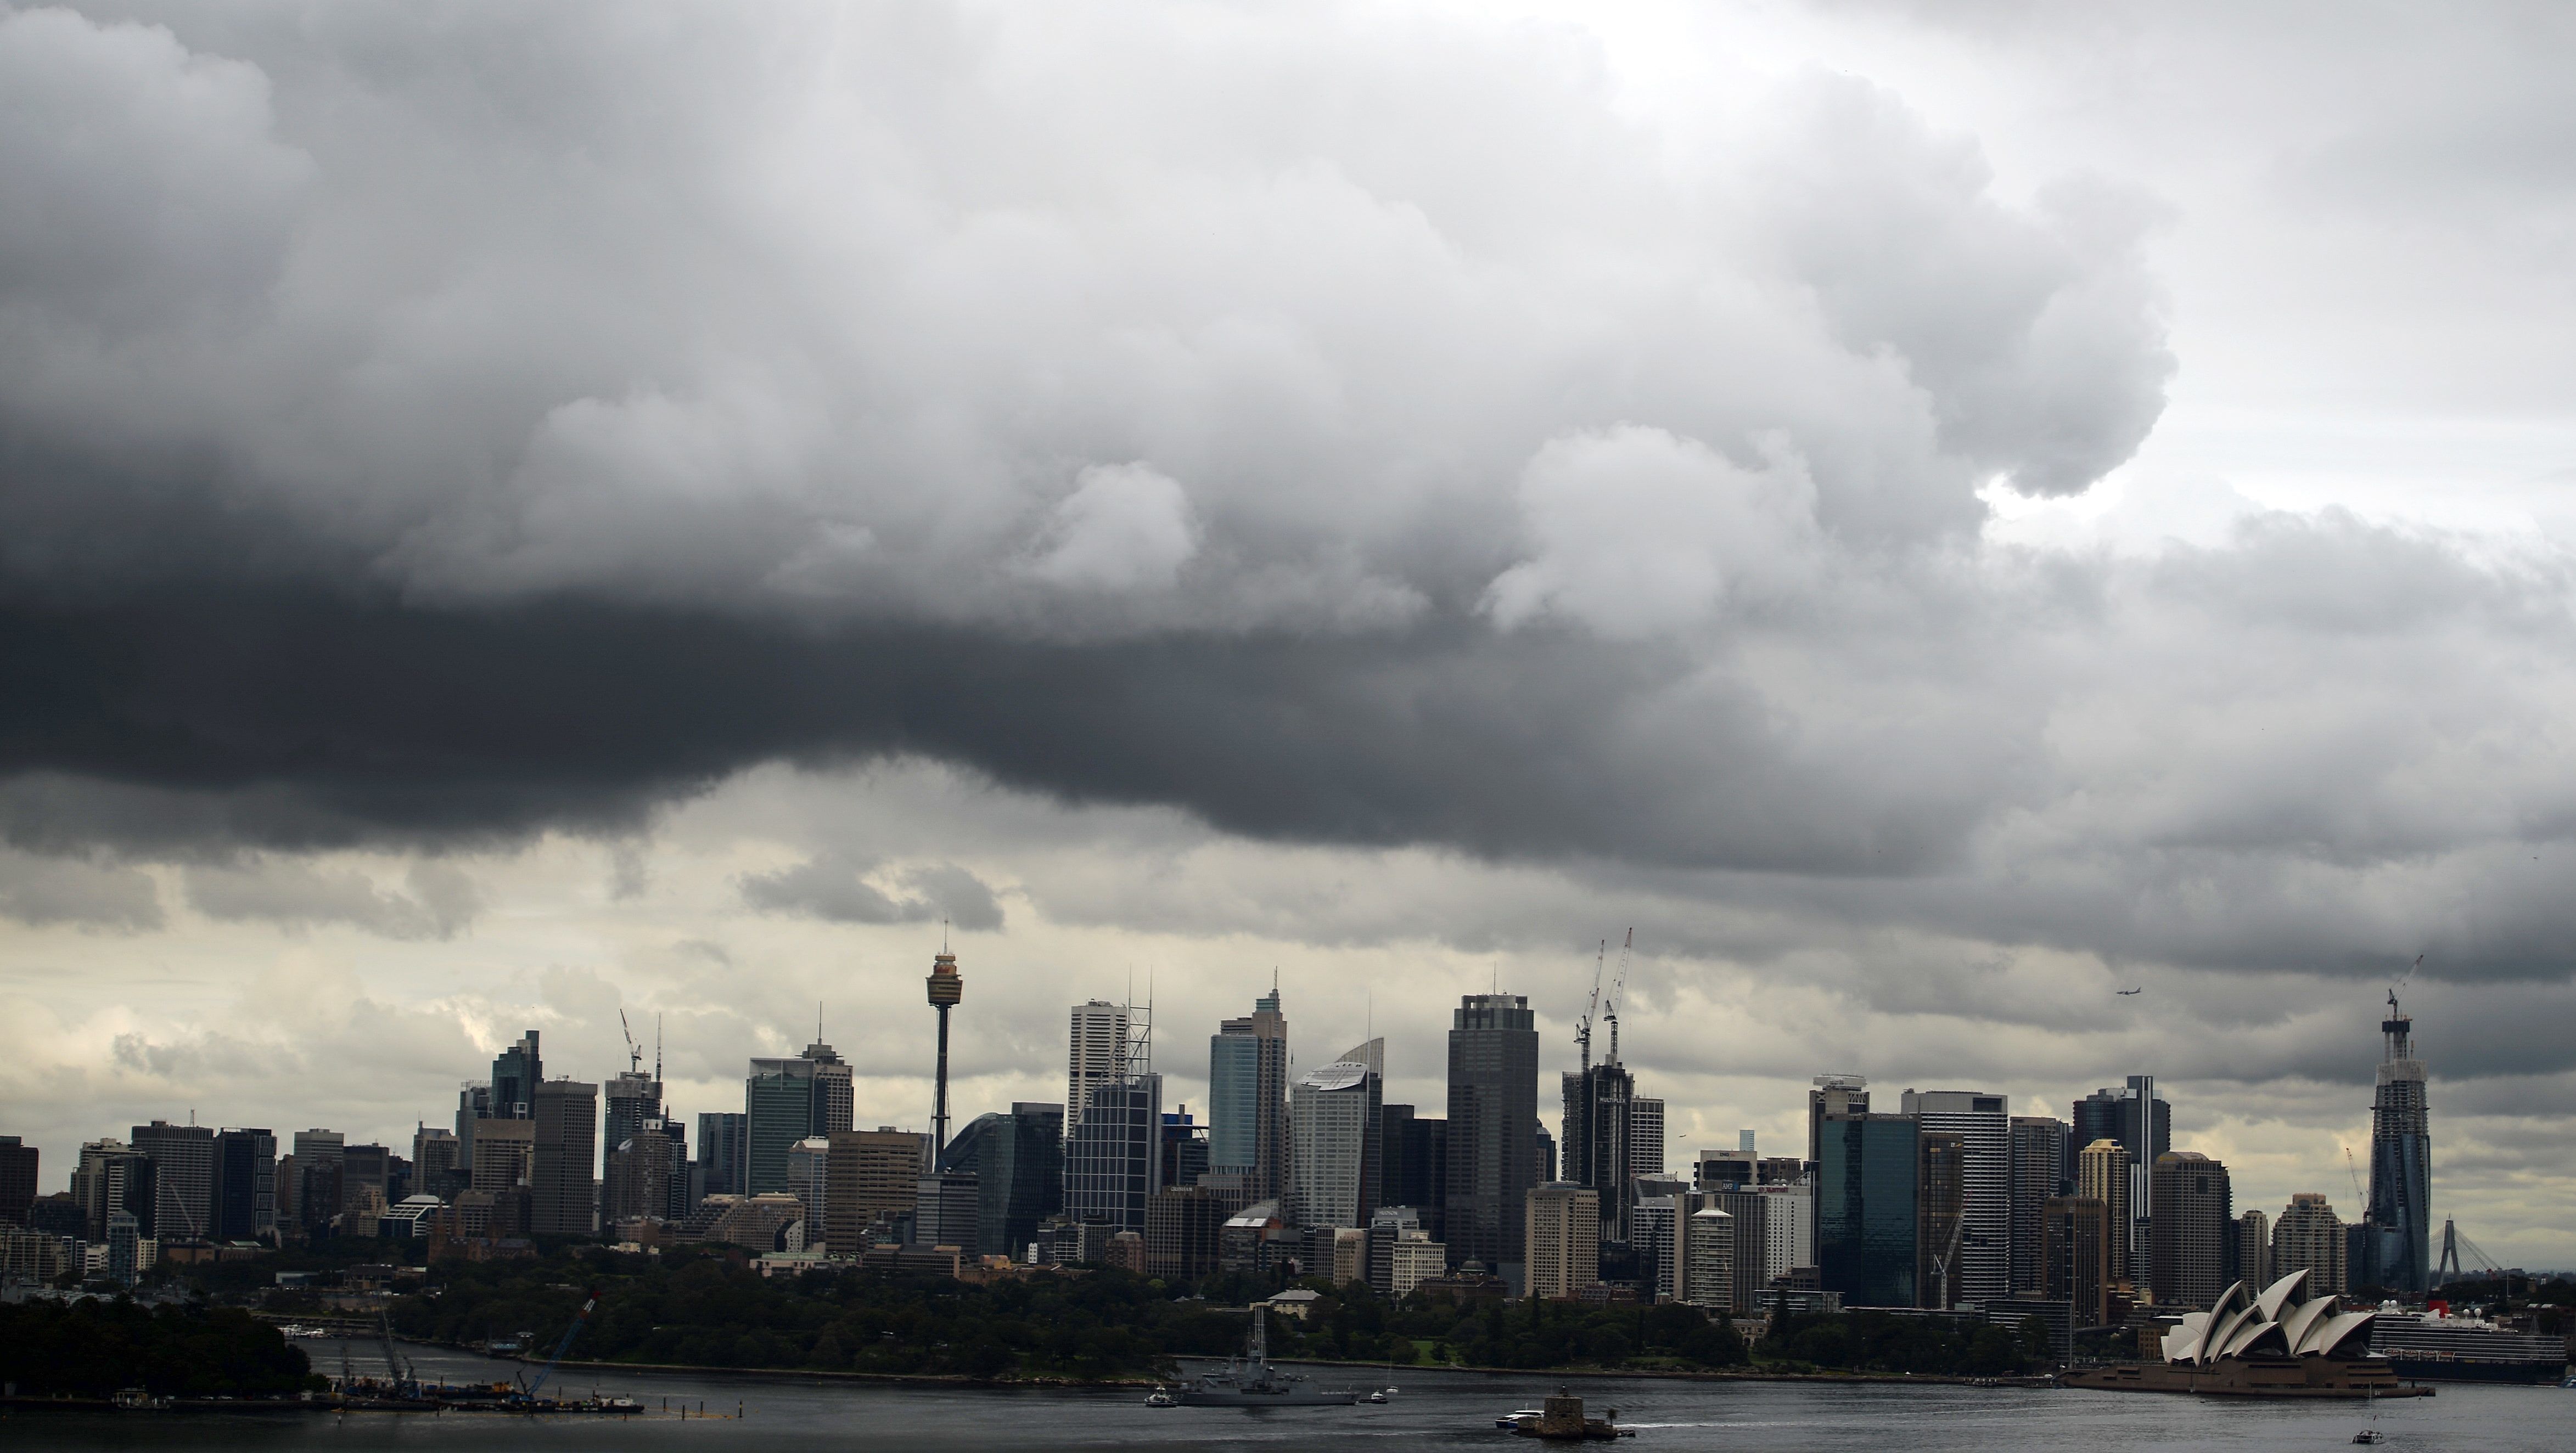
2, 1337, 2562, 1451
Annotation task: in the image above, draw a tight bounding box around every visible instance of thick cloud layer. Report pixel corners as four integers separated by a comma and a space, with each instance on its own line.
4, 2, 2575, 1257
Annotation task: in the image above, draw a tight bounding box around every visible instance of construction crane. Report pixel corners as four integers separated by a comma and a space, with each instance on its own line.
618, 1009, 643, 1077
1606, 929, 1632, 1060
2343, 1145, 2365, 1206
1575, 939, 1606, 1073
522, 1291, 599, 1401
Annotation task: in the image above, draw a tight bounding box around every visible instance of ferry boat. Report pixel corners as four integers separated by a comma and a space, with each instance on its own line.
1172, 1308, 1357, 1406
2368, 1310, 2568, 1385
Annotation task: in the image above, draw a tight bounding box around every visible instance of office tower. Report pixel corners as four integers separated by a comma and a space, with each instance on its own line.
939, 1104, 1066, 1260
604, 1069, 663, 1173
1817, 1113, 1919, 1308
826, 1128, 931, 1254
2076, 1138, 2132, 1283
1289, 1040, 1383, 1229
411, 1126, 460, 1201
288, 1130, 344, 1234
531, 1079, 598, 1237
1068, 1001, 1134, 1136
491, 1030, 542, 1118
2043, 1196, 2112, 1327
1808, 1074, 1869, 1164
454, 1083, 491, 1168
1916, 1129, 1967, 1308
2272, 1192, 2349, 1297
1445, 993, 1540, 1293
697, 1112, 748, 1199
1380, 1108, 1447, 1241
2073, 1077, 2168, 1286
2364, 991, 2432, 1293
1629, 1098, 1665, 1177
604, 1120, 682, 1227
470, 1118, 534, 1189
128, 1121, 216, 1244
745, 1039, 850, 1196
1145, 1186, 1229, 1280
2148, 1151, 2231, 1310
787, 1136, 831, 1238
1676, 1201, 1736, 1308
1696, 1147, 1758, 1190
927, 946, 964, 1161
1535, 1125, 1556, 1185
1561, 1024, 1635, 1242
1067, 1074, 1163, 1236
1367, 1204, 1446, 1295
0, 1137, 35, 1226
1155, 1107, 1207, 1191
1208, 987, 1290, 1203
1900, 1091, 2010, 1306
915, 1170, 980, 1251
105, 1209, 141, 1287
2008, 1116, 2070, 1294
2237, 1209, 2274, 1292
340, 1144, 390, 1220
1525, 1181, 1600, 1299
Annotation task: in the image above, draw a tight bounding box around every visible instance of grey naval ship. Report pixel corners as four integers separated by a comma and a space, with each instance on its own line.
1169, 1307, 1357, 1406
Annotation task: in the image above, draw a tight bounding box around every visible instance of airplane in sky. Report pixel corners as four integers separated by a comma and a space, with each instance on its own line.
2115, 987, 2142, 996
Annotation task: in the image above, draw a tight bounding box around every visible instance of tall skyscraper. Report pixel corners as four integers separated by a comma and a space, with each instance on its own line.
2008, 1115, 2070, 1294
531, 1079, 598, 1237
491, 1030, 542, 1119
826, 1128, 931, 1254
1900, 1090, 2010, 1306
1207, 987, 1289, 1203
744, 1039, 854, 1196
1561, 1028, 1636, 1244
1068, 1001, 1133, 1136
604, 1068, 663, 1174
411, 1126, 460, 1201
1066, 1074, 1162, 1236
697, 1112, 748, 1199
129, 1121, 216, 1244
1916, 1128, 1967, 1308
2364, 990, 2432, 1293
1380, 1107, 1447, 1241
2043, 1196, 2112, 1327
809, 1039, 855, 1139
2076, 1137, 2130, 1283
2073, 1077, 2168, 1288
1816, 1113, 1918, 1309
2236, 1208, 2274, 1292
73, 1139, 154, 1240
0, 1137, 37, 1226
1808, 1074, 1869, 1164
927, 945, 964, 1162
1290, 1040, 1383, 1229
1445, 993, 1540, 1293
938, 1103, 1065, 1260
2148, 1150, 2231, 1311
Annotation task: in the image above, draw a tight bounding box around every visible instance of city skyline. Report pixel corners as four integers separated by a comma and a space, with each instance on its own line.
4, 2, 2575, 1275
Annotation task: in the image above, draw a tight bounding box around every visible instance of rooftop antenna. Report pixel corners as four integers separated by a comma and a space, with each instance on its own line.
654, 1013, 663, 1082
816, 1001, 824, 1044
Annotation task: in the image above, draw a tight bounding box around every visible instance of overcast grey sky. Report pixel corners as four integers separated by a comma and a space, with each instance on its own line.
3, 1, 2573, 1265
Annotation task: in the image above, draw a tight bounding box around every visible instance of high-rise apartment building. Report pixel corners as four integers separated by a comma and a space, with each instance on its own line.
2148, 1151, 2231, 1311
2042, 1196, 2112, 1327
1207, 988, 1289, 1203
1695, 1189, 1775, 1313
1676, 1201, 1737, 1309
2236, 1209, 2274, 1292
531, 1079, 598, 1237
1900, 1091, 2011, 1306
1561, 1045, 1635, 1243
2076, 1137, 2131, 1283
130, 1121, 216, 1244
2364, 992, 2432, 1293
1817, 1113, 1918, 1308
937, 1103, 1065, 1260
1290, 1040, 1383, 1229
2272, 1192, 2348, 1297
1446, 993, 1540, 1293
1525, 1181, 1600, 1300
2007, 1116, 2070, 1294
1068, 1001, 1133, 1137
1629, 1097, 1665, 1178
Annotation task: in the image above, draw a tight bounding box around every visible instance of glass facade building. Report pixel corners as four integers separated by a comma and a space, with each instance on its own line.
1817, 1113, 1920, 1309
1444, 993, 1540, 1293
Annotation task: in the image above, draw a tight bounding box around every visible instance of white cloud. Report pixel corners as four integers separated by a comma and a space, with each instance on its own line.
1020, 463, 1200, 593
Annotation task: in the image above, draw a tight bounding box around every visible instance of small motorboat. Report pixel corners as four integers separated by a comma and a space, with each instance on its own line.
1365, 1389, 1389, 1404
2351, 1432, 2385, 1446
1144, 1389, 1178, 1409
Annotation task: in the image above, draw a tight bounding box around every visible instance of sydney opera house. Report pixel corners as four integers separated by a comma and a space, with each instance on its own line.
2064, 1269, 2431, 1398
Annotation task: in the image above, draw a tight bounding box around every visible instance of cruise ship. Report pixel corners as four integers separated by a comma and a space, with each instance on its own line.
2366, 1310, 2568, 1384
